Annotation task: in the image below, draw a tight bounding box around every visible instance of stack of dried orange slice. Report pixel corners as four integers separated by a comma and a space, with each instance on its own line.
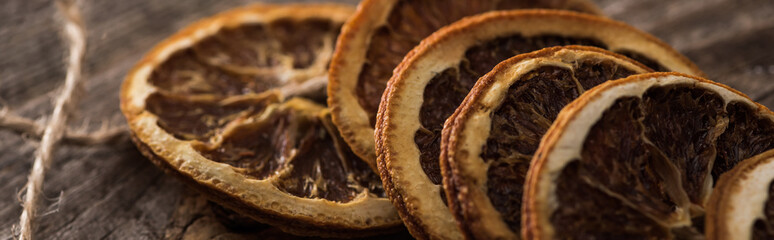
120, 1, 774, 239
374, 10, 705, 240
437, 45, 654, 239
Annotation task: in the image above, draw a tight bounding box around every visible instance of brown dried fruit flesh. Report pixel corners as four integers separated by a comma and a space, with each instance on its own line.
419, 36, 607, 183
145, 92, 280, 141
524, 73, 774, 239
327, 0, 602, 167
192, 99, 385, 202
706, 149, 774, 240
440, 46, 652, 239
375, 10, 703, 240
120, 4, 401, 238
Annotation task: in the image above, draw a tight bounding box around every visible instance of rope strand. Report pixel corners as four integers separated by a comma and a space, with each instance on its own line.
18, 0, 86, 239
0, 107, 127, 145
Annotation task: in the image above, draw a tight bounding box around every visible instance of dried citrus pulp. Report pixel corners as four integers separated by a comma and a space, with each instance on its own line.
440, 46, 653, 239
119, 4, 401, 237
707, 149, 774, 240
328, 0, 601, 167
524, 73, 774, 239
375, 10, 703, 240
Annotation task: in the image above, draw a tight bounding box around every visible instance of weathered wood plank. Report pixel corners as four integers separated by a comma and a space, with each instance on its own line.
1, 0, 773, 239
601, 0, 774, 107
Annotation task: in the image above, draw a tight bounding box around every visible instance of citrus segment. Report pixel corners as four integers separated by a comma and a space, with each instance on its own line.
550, 161, 672, 239
714, 102, 774, 180
145, 93, 279, 141
148, 50, 275, 96
574, 95, 689, 223
376, 10, 703, 239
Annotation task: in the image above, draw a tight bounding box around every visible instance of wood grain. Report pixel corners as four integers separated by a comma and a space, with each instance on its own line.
1, 0, 772, 239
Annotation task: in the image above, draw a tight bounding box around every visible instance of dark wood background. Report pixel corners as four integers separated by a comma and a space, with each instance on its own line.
1, 0, 772, 239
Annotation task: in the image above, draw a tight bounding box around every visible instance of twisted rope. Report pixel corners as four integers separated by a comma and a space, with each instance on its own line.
18, 0, 86, 239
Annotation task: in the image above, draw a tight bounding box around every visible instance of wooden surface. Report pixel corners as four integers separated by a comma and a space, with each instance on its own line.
1, 0, 772, 239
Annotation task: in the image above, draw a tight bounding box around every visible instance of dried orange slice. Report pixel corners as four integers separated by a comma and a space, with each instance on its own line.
328, 0, 602, 167
440, 46, 653, 239
524, 73, 774, 239
706, 149, 774, 240
119, 4, 401, 237
375, 10, 703, 240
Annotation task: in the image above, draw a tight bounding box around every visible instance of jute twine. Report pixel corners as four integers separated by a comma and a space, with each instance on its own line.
0, 0, 125, 239
17, 0, 86, 238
